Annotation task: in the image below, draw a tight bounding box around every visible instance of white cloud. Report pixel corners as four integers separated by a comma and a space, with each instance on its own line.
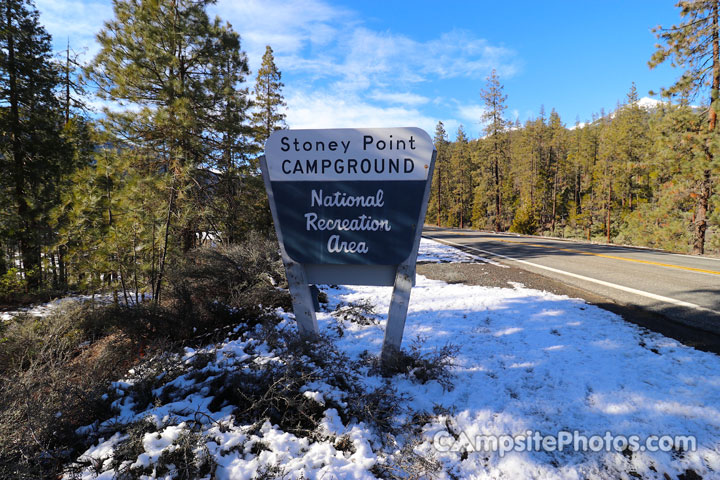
285, 90, 438, 135
212, 0, 352, 72
35, 0, 113, 59
457, 104, 486, 125
214, 1, 520, 91
318, 27, 520, 95
369, 91, 430, 106
422, 30, 520, 79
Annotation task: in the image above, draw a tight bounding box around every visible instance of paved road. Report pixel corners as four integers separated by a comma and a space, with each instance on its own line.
423, 226, 720, 334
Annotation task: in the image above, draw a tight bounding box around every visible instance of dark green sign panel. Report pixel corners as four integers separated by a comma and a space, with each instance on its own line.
272, 180, 427, 264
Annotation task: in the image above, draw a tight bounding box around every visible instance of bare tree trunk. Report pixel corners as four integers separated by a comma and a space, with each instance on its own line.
132, 228, 140, 304
65, 39, 70, 125
693, 170, 711, 255
436, 166, 441, 226
606, 184, 612, 244
494, 141, 501, 231
574, 168, 581, 215
155, 182, 176, 304
150, 221, 156, 299
58, 246, 66, 288
710, 0, 719, 132
50, 252, 58, 289
459, 191, 464, 229
551, 164, 558, 235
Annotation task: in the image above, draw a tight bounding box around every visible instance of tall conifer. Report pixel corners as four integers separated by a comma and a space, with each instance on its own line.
252, 45, 286, 149
650, 0, 720, 254
429, 121, 449, 226
480, 69, 509, 231
0, 0, 67, 288
88, 0, 252, 299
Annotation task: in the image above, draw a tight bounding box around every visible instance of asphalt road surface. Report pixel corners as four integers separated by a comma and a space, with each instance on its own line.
423, 226, 720, 335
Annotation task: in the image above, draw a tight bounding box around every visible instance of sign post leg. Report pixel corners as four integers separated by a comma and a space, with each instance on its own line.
380, 150, 437, 371
260, 154, 319, 337
283, 260, 319, 337
381, 261, 414, 370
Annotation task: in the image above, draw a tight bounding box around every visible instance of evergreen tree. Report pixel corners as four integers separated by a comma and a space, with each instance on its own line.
55, 139, 167, 301
428, 121, 449, 225
202, 24, 268, 243
87, 0, 253, 300
480, 69, 509, 231
0, 0, 68, 288
617, 100, 700, 251
612, 84, 651, 213
448, 126, 473, 228
252, 45, 287, 149
650, 0, 720, 253
547, 109, 567, 234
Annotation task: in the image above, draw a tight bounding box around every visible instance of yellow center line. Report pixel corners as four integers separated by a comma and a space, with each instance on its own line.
478, 237, 720, 276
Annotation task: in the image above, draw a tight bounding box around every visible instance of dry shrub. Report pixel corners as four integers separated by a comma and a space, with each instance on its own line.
205, 330, 357, 438
166, 232, 290, 334
155, 429, 216, 479
332, 300, 378, 325
362, 336, 460, 392
371, 437, 443, 480
0, 302, 137, 479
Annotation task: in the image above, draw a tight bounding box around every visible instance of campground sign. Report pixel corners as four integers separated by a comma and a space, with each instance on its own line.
261, 127, 435, 366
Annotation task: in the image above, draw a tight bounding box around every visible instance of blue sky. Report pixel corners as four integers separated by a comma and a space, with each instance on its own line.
36, 0, 683, 138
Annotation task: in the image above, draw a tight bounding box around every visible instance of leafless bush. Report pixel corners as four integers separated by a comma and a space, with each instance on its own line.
371, 437, 443, 480
106, 416, 158, 477
362, 336, 460, 392
155, 429, 217, 479
332, 299, 378, 326
167, 232, 290, 331
254, 462, 290, 479
0, 303, 133, 479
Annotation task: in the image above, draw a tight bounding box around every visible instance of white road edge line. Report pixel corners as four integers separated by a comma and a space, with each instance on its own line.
424, 227, 720, 262
424, 235, 720, 316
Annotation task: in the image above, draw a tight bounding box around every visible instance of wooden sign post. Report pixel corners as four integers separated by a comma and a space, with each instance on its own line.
260, 127, 435, 368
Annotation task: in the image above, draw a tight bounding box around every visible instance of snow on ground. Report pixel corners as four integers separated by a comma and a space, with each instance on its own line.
416, 238, 505, 267
1, 293, 151, 322
68, 239, 720, 479
0, 294, 103, 322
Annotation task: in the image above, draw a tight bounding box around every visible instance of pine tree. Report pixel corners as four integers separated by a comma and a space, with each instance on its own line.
612, 84, 651, 215
547, 109, 567, 235
617, 100, 700, 252
508, 119, 538, 232
88, 0, 253, 300
55, 140, 167, 300
203, 24, 266, 243
650, 0, 720, 254
0, 0, 67, 288
252, 45, 287, 149
480, 69, 509, 231
448, 126, 473, 228
428, 121, 450, 226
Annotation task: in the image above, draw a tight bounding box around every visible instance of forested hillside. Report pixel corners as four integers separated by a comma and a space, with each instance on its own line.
428, 1, 720, 256
427, 85, 720, 255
